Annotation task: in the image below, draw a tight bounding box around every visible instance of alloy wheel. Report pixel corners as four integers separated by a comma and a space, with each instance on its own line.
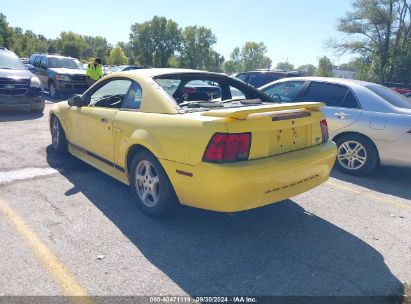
135, 160, 160, 207
337, 141, 367, 170
52, 119, 59, 150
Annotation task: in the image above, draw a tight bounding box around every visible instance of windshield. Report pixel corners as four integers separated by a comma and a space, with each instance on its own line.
0, 52, 26, 70
366, 84, 411, 109
48, 57, 83, 70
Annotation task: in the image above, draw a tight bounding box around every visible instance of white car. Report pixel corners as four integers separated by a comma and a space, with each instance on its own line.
260, 77, 411, 175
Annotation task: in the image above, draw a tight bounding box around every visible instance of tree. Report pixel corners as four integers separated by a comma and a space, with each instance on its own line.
58, 31, 85, 59
316, 56, 334, 77
180, 25, 217, 69
204, 50, 224, 72
331, 0, 411, 82
276, 61, 294, 70
108, 47, 128, 65
222, 42, 272, 74
297, 64, 317, 76
0, 13, 13, 49
241, 42, 270, 71
130, 16, 181, 67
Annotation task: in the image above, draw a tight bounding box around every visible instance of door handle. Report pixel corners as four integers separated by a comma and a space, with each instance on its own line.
334, 112, 351, 119
100, 117, 108, 124
114, 127, 122, 133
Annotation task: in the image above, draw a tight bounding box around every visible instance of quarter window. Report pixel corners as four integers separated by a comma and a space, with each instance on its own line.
122, 82, 143, 110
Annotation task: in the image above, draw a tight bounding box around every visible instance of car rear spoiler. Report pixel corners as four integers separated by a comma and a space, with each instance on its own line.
201, 102, 325, 120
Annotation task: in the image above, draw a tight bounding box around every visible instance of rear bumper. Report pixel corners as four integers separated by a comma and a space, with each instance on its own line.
0, 94, 44, 112
161, 141, 337, 212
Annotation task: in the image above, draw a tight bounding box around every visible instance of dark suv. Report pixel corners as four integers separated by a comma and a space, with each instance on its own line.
236, 70, 301, 88
29, 53, 88, 99
0, 47, 44, 112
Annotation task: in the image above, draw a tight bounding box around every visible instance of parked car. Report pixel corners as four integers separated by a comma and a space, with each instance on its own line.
28, 53, 88, 99
118, 65, 147, 71
236, 70, 301, 88
0, 47, 44, 113
49, 69, 336, 217
260, 77, 411, 175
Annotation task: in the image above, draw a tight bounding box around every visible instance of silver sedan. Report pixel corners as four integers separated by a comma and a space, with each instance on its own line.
260, 77, 411, 175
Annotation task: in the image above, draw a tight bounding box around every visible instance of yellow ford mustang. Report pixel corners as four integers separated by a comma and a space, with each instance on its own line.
49, 69, 336, 217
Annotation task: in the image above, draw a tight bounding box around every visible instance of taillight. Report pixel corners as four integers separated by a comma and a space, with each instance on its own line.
203, 133, 252, 163
320, 119, 329, 142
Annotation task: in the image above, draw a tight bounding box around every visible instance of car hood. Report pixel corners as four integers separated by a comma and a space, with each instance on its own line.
0, 68, 32, 79
49, 68, 86, 75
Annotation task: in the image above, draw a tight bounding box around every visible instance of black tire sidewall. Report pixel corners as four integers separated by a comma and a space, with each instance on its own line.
129, 151, 178, 217
335, 134, 378, 176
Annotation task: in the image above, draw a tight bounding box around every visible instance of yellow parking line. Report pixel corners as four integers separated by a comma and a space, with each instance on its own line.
327, 180, 411, 211
0, 198, 93, 304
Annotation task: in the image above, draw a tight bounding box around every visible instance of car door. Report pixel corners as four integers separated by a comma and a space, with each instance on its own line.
68, 78, 133, 165
37, 56, 49, 87
301, 81, 363, 136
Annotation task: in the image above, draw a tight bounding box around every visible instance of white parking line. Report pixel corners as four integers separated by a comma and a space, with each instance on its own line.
0, 167, 58, 184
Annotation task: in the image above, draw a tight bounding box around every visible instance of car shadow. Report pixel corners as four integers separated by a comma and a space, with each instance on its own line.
0, 111, 44, 122
46, 146, 404, 299
331, 166, 411, 201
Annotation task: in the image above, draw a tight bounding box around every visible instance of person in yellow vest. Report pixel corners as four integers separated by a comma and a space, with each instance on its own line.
86, 57, 103, 87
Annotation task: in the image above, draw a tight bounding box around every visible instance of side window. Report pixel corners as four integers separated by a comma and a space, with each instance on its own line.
89, 79, 132, 108
236, 74, 248, 82
303, 82, 349, 107
29, 55, 37, 64
33, 56, 42, 68
122, 82, 143, 110
262, 81, 305, 102
230, 86, 246, 99
342, 91, 360, 109
40, 56, 47, 69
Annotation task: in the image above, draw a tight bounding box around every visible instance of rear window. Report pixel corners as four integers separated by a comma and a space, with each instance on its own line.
366, 84, 411, 109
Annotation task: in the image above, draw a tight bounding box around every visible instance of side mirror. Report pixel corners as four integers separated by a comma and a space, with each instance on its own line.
68, 95, 85, 107
25, 64, 34, 70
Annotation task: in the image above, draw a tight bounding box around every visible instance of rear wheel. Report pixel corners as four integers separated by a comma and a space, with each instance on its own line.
335, 134, 378, 176
129, 150, 178, 217
51, 116, 68, 154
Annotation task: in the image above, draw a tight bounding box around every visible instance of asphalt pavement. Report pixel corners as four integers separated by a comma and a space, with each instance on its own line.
0, 102, 410, 303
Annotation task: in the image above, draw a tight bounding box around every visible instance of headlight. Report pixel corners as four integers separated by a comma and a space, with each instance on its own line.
30, 76, 42, 88
56, 74, 70, 81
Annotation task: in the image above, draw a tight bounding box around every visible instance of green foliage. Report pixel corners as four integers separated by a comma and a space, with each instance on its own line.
180, 25, 217, 69
130, 16, 181, 67
108, 47, 128, 65
297, 64, 317, 76
276, 61, 294, 70
332, 0, 411, 83
222, 42, 272, 74
316, 56, 334, 77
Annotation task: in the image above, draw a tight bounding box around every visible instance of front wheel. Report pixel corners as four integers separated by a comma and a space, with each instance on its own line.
51, 117, 68, 154
335, 134, 379, 176
49, 82, 59, 99
129, 151, 178, 217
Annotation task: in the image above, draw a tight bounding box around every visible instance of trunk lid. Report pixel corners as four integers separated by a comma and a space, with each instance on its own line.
202, 102, 326, 159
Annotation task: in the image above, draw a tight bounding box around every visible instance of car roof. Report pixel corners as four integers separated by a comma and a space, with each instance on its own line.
265, 76, 373, 87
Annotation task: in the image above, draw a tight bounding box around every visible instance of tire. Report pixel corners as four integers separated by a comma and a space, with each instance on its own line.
335, 134, 379, 176
129, 150, 178, 217
51, 116, 68, 155
48, 81, 59, 99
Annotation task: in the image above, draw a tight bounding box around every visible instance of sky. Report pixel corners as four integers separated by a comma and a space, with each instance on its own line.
1, 0, 355, 67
